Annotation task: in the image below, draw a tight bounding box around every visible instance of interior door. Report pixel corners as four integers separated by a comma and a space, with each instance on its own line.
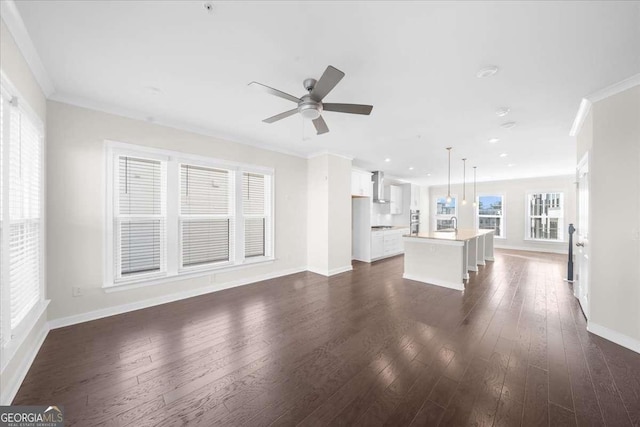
576, 154, 590, 318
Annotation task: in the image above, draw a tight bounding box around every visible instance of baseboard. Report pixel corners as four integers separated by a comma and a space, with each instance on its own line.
307, 265, 353, 277
494, 244, 568, 255
587, 322, 640, 354
49, 266, 307, 329
402, 273, 464, 291
0, 322, 50, 405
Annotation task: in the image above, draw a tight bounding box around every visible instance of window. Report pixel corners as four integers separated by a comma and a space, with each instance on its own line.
526, 192, 564, 241
105, 142, 274, 288
477, 195, 504, 238
116, 156, 166, 282
243, 172, 271, 258
435, 196, 457, 230
0, 83, 45, 347
180, 164, 234, 269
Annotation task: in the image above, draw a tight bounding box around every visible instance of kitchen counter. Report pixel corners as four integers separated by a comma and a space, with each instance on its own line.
403, 228, 494, 241
371, 225, 409, 231
402, 229, 495, 290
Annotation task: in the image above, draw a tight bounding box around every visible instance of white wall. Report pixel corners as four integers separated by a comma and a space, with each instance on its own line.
307, 153, 352, 275
429, 175, 576, 254
0, 18, 48, 404
46, 101, 308, 323
307, 155, 329, 274
588, 84, 640, 349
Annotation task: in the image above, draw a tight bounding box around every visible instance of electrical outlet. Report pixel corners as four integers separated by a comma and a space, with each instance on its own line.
72, 287, 83, 297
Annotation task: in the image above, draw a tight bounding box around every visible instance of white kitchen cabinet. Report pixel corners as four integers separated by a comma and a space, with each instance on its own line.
351, 170, 372, 197
371, 231, 384, 259
371, 228, 410, 260
410, 184, 421, 211
389, 185, 403, 214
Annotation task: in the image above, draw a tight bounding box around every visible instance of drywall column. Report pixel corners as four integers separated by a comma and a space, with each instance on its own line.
307, 153, 353, 276
588, 84, 640, 352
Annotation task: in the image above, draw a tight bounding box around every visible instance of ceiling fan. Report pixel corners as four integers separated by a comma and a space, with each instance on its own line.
249, 65, 373, 135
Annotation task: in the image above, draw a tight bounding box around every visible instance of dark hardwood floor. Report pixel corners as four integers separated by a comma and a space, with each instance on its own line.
13, 250, 640, 426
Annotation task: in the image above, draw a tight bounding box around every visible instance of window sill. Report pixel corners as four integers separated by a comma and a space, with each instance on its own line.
103, 257, 276, 293
1, 299, 50, 372
523, 238, 565, 243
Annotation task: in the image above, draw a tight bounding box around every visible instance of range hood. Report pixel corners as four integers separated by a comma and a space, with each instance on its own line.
372, 171, 389, 203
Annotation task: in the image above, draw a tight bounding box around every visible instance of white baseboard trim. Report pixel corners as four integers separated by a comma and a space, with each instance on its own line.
494, 244, 568, 255
0, 321, 50, 405
486, 257, 495, 261
307, 265, 353, 277
467, 265, 478, 272
49, 266, 307, 329
587, 322, 640, 354
402, 273, 464, 291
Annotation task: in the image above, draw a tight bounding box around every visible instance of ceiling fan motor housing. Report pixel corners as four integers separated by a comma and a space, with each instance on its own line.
298, 94, 322, 120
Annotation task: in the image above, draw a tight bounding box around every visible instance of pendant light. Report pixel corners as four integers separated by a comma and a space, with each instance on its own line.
446, 147, 452, 203
472, 166, 477, 207
462, 158, 467, 205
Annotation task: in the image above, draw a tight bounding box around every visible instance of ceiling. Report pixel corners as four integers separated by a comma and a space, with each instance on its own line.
12, 1, 640, 185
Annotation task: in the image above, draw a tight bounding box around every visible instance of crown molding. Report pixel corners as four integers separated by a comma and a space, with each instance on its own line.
307, 150, 354, 161
587, 72, 640, 103
570, 73, 640, 137
569, 98, 592, 137
0, 0, 55, 97
49, 92, 309, 160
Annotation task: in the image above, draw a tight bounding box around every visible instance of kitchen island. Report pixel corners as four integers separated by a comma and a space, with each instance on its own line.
402, 229, 495, 290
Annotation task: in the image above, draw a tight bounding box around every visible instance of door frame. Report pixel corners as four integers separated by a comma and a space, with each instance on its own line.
576, 152, 590, 318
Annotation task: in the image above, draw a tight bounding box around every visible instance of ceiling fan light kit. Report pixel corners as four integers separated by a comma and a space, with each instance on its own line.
249, 65, 373, 136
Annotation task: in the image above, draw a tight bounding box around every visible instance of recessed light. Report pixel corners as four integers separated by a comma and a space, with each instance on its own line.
488, 138, 500, 144
427, 173, 431, 176
409, 167, 414, 170
501, 121, 516, 129
496, 107, 510, 117
476, 66, 499, 78
500, 153, 508, 157
385, 158, 391, 162
508, 163, 515, 167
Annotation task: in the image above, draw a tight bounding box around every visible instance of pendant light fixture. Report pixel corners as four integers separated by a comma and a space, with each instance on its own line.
462, 158, 467, 205
472, 166, 478, 207
446, 147, 452, 203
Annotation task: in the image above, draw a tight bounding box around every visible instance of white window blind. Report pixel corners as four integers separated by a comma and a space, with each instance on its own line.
242, 172, 268, 258
0, 88, 44, 338
105, 143, 274, 288
180, 164, 233, 268
116, 156, 166, 280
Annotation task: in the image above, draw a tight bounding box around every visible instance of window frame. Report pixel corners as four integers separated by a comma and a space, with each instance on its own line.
0, 73, 47, 358
476, 193, 506, 239
524, 190, 565, 242
104, 141, 275, 290
434, 194, 457, 230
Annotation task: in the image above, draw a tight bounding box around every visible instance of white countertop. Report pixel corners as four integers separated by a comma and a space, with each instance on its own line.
403, 228, 494, 242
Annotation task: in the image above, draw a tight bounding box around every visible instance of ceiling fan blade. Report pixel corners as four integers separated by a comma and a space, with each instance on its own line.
249, 82, 301, 103
263, 108, 298, 123
310, 66, 345, 101
323, 103, 373, 115
312, 115, 329, 135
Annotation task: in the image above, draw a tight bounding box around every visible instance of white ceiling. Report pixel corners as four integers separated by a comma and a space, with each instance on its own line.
12, 1, 640, 185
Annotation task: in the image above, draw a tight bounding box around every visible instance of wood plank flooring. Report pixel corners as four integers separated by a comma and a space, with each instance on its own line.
13, 250, 640, 426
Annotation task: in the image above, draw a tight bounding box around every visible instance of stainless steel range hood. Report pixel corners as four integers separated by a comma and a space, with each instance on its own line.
372, 171, 389, 203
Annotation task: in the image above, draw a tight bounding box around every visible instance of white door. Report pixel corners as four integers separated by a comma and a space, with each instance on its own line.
576, 154, 590, 318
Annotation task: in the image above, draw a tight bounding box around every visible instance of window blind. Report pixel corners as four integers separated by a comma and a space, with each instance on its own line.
180, 164, 232, 267
6, 101, 42, 329
243, 172, 266, 258
117, 156, 165, 278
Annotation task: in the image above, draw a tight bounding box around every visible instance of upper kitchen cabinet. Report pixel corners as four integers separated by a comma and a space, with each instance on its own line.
351, 169, 372, 197
410, 184, 421, 210
389, 184, 403, 214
